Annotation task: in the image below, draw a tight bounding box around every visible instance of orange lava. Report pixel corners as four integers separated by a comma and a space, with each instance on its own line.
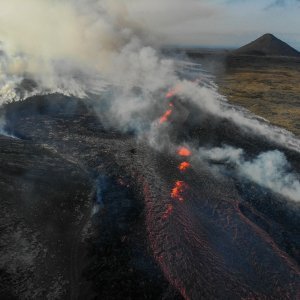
179, 162, 191, 172
162, 204, 174, 220
171, 181, 187, 202
166, 85, 181, 99
159, 109, 173, 124
177, 147, 192, 157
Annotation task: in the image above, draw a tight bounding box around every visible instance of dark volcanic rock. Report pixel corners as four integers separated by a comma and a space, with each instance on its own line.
0, 97, 181, 299
0, 136, 92, 299
234, 33, 300, 57
0, 94, 299, 299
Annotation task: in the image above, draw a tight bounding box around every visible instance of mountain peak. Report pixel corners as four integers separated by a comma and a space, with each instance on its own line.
261, 33, 275, 38
234, 34, 300, 57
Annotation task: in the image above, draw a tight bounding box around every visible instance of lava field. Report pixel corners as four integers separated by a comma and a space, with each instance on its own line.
0, 93, 299, 299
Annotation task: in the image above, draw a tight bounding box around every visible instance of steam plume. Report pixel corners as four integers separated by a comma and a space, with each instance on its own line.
199, 146, 300, 202
0, 0, 300, 202
0, 0, 214, 100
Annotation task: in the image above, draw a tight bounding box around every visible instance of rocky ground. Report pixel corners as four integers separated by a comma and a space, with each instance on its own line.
0, 96, 182, 299
0, 93, 299, 299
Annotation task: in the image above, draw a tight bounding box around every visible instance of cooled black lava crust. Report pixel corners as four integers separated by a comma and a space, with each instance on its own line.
0, 94, 299, 299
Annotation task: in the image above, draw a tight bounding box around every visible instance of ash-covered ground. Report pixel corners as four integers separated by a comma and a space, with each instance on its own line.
0, 93, 299, 299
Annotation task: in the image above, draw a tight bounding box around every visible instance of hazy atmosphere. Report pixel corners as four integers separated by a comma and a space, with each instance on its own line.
0, 1, 299, 299
1, 0, 300, 50
131, 0, 300, 48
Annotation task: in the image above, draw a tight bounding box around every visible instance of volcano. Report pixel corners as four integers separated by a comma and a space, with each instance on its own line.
234, 33, 300, 57
1, 0, 300, 298
0, 92, 299, 299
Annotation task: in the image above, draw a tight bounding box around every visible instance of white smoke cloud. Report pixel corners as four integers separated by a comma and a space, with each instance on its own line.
242, 151, 300, 201
0, 0, 215, 100
0, 0, 299, 209
172, 80, 300, 153
0, 114, 6, 135
199, 146, 300, 202
0, 0, 300, 156
0, 0, 182, 132
0, 0, 126, 99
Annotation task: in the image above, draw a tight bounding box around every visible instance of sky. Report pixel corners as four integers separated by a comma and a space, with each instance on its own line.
0, 0, 299, 53
136, 0, 300, 49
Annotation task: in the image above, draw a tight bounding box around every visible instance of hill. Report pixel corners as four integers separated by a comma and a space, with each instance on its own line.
234, 33, 300, 57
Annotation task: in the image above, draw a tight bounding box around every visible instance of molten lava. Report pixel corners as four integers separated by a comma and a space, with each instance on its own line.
159, 109, 173, 124
162, 204, 174, 220
179, 162, 191, 172
166, 85, 181, 99
171, 181, 187, 202
177, 147, 192, 157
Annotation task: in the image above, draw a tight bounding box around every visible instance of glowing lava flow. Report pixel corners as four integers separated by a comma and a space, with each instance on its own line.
172, 148, 192, 202
166, 85, 181, 99
159, 101, 174, 124
162, 204, 174, 220
159, 84, 179, 124
158, 91, 193, 217
179, 162, 191, 172
171, 181, 188, 202
177, 147, 192, 157
159, 109, 173, 124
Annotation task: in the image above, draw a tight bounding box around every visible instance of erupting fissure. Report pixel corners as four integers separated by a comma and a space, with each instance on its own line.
179, 162, 191, 172
177, 147, 192, 157
158, 89, 193, 218
171, 181, 188, 202
159, 109, 173, 124
159, 90, 177, 125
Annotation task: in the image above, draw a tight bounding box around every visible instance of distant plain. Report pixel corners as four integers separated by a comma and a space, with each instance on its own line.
189, 53, 300, 137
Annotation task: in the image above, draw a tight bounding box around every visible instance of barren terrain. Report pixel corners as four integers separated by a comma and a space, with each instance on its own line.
191, 53, 300, 137
0, 91, 299, 299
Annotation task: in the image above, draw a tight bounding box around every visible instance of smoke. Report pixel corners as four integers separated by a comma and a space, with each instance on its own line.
0, 0, 132, 99
0, 0, 215, 100
0, 0, 300, 200
176, 80, 300, 153
0, 0, 183, 136
0, 114, 6, 135
199, 146, 300, 202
